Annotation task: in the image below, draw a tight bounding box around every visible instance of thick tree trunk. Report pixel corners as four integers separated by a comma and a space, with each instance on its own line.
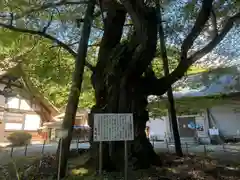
87, 1, 162, 172
89, 78, 162, 172
86, 0, 237, 171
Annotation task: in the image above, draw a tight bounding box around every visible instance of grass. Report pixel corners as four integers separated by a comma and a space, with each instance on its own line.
0, 156, 39, 180
1, 151, 240, 179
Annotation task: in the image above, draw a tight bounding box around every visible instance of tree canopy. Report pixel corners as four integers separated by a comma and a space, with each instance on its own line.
1, 0, 240, 177
0, 27, 95, 109
0, 0, 239, 110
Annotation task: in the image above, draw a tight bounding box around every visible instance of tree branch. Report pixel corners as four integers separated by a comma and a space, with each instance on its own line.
146, 10, 240, 96
189, 11, 240, 62
120, 0, 147, 40
144, 0, 220, 96
0, 23, 95, 71
91, 5, 126, 106
211, 9, 218, 37
42, 13, 54, 33
94, 7, 126, 72
120, 0, 157, 77
180, 0, 214, 60
0, 42, 39, 69
14, 0, 89, 20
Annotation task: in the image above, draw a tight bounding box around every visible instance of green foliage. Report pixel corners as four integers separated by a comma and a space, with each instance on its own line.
0, 28, 95, 109
25, 44, 96, 109
0, 0, 239, 114
7, 131, 32, 146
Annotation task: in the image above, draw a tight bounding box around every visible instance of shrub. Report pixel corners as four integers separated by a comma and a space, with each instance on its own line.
7, 131, 32, 146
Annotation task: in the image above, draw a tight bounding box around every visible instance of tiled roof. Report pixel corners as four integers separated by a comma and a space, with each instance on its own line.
171, 66, 240, 98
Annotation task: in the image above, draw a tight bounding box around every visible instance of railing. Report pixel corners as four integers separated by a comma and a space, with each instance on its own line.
150, 140, 240, 161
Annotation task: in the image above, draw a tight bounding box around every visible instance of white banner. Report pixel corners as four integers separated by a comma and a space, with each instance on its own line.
209, 128, 219, 135
93, 113, 134, 141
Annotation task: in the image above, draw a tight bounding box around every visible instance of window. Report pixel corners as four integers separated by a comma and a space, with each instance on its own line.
24, 114, 41, 131
5, 123, 22, 130
4, 112, 24, 123
6, 97, 20, 109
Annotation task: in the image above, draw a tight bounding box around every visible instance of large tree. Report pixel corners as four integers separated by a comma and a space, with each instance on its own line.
1, 0, 240, 175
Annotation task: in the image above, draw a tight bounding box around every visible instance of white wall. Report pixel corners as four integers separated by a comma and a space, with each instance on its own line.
210, 104, 240, 136
2, 112, 41, 131
0, 84, 6, 107
146, 118, 166, 140
147, 101, 240, 141
0, 82, 41, 111
24, 114, 41, 130
0, 83, 43, 131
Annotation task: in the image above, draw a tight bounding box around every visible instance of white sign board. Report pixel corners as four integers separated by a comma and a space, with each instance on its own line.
93, 113, 134, 142
209, 128, 219, 135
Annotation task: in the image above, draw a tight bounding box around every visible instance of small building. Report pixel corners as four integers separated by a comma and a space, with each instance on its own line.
146, 118, 166, 141
42, 109, 90, 141
149, 66, 240, 144
0, 65, 59, 142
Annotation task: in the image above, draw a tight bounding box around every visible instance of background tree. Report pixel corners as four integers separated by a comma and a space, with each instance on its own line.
0, 0, 240, 174
0, 26, 96, 109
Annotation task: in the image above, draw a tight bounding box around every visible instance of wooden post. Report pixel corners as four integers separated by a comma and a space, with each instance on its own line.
185, 142, 188, 155
57, 138, 63, 180
204, 145, 207, 156
166, 139, 169, 153
41, 140, 46, 155
24, 144, 28, 156
124, 141, 128, 180
152, 137, 155, 148
99, 141, 102, 175
10, 146, 14, 157
77, 136, 79, 151
109, 142, 112, 157
156, 0, 183, 156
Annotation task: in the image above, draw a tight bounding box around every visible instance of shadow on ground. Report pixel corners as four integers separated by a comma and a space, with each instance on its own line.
1, 149, 240, 180
158, 152, 240, 180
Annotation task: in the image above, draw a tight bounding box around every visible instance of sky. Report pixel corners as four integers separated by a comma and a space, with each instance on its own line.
163, 0, 240, 67
1, 0, 239, 68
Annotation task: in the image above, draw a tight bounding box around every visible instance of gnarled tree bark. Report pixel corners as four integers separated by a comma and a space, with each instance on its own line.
88, 1, 162, 171
0, 0, 239, 176
87, 0, 240, 172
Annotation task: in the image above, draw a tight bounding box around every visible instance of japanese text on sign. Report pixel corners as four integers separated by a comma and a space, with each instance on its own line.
93, 113, 134, 141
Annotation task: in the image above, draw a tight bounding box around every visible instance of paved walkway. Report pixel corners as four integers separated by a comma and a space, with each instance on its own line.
0, 142, 90, 164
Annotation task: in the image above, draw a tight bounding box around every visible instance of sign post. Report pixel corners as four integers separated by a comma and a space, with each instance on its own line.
57, 138, 62, 180
124, 140, 128, 180
93, 113, 134, 179
56, 129, 68, 180
99, 141, 102, 175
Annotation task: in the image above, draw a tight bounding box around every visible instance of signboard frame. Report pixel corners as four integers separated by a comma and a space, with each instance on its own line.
93, 113, 134, 142
93, 113, 134, 180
